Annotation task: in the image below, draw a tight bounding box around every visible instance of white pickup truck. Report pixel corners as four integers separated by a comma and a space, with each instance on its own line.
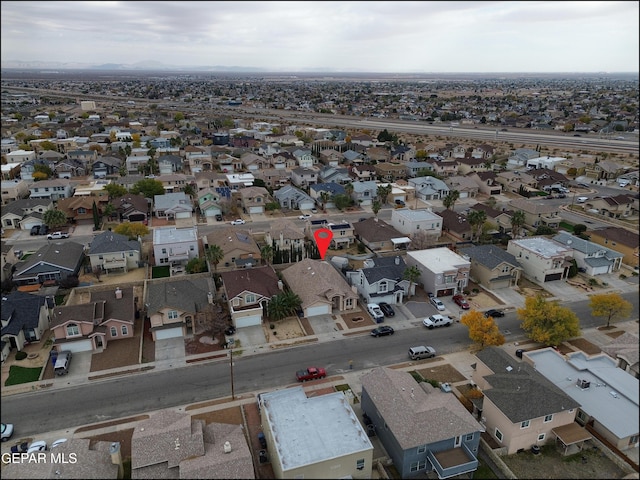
47, 231, 70, 240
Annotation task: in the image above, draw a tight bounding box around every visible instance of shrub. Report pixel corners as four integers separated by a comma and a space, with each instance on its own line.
15, 351, 28, 360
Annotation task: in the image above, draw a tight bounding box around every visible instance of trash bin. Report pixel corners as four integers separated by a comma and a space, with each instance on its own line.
259, 449, 268, 463
515, 349, 524, 359
531, 445, 540, 455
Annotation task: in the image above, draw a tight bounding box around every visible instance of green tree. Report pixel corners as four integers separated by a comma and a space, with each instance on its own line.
461, 310, 505, 349
319, 191, 331, 211
205, 244, 224, 275
103, 183, 127, 199
268, 291, 302, 321
92, 200, 101, 230
402, 265, 421, 299
113, 222, 149, 240
131, 179, 165, 198
442, 190, 460, 210
43, 209, 67, 228
185, 257, 207, 274
589, 293, 633, 328
260, 244, 274, 266
467, 210, 487, 242
517, 294, 580, 346
510, 210, 526, 238
33, 163, 53, 178
372, 199, 381, 217
334, 194, 351, 210
344, 182, 354, 198
534, 225, 556, 236
573, 224, 587, 236
376, 184, 392, 204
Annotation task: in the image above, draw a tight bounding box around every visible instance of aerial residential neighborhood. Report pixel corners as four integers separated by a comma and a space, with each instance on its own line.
1, 66, 639, 479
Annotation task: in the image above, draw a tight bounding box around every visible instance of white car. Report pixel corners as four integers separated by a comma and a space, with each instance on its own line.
430, 296, 446, 311
298, 214, 312, 220
230, 219, 245, 225
47, 231, 69, 240
51, 438, 68, 449
27, 440, 48, 453
367, 303, 384, 322
423, 314, 453, 329
1, 422, 14, 442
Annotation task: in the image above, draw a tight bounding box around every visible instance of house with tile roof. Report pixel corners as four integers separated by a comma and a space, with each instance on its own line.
585, 194, 637, 219
587, 226, 639, 268
145, 275, 216, 341
259, 386, 373, 479
131, 409, 254, 479
12, 241, 84, 287
281, 258, 357, 318
361, 367, 484, 479
553, 232, 623, 275
88, 231, 142, 274
238, 186, 271, 214
472, 347, 583, 456
458, 244, 522, 289
1, 291, 53, 359
445, 175, 479, 199
220, 265, 280, 328
305, 219, 355, 249
264, 219, 306, 253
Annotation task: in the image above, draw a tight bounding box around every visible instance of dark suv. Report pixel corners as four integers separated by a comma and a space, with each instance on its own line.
378, 302, 395, 317
30, 225, 40, 236
38, 225, 49, 235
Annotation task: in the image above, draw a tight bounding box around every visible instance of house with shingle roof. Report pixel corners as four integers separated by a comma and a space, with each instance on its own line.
88, 231, 142, 274
445, 175, 479, 199
131, 409, 254, 479
601, 332, 639, 379
145, 275, 216, 341
586, 194, 637, 219
28, 177, 74, 200
353, 217, 410, 252
281, 258, 357, 317
204, 228, 261, 270
472, 347, 582, 456
361, 367, 484, 479
468, 202, 513, 234
153, 192, 193, 220
112, 193, 149, 223
51, 285, 135, 352
458, 244, 522, 289
273, 184, 315, 211
508, 197, 561, 229
408, 176, 450, 201
438, 209, 472, 241
0, 197, 54, 231
309, 182, 345, 208
264, 219, 306, 252
346, 255, 412, 304
238, 186, 270, 214
220, 265, 280, 328
1, 291, 53, 359
468, 171, 503, 196
12, 241, 84, 287
587, 226, 639, 268
553, 232, 622, 275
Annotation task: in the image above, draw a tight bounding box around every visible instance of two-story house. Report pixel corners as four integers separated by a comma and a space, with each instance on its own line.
507, 237, 573, 283
553, 232, 623, 275
406, 247, 471, 297
587, 227, 639, 269
351, 180, 378, 205
509, 198, 561, 230
264, 219, 306, 254
347, 255, 413, 304
585, 194, 637, 219
291, 167, 319, 188
390, 208, 443, 240
88, 231, 142, 275
409, 176, 450, 201
305, 219, 355, 250
1, 179, 29, 205
237, 186, 270, 214
1, 291, 52, 358
203, 228, 261, 270
458, 244, 522, 289
28, 178, 74, 201
152, 226, 199, 269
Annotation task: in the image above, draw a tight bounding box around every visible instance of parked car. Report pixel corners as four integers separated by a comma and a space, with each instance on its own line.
1, 422, 14, 442
224, 325, 236, 336
47, 231, 69, 240
408, 346, 436, 360
367, 303, 384, 322
370, 326, 395, 337
558, 193, 566, 198
429, 296, 446, 311
394, 199, 406, 206
296, 366, 326, 382
51, 438, 68, 449
452, 295, 470, 310
378, 302, 395, 317
30, 225, 40, 236
27, 440, 48, 453
484, 309, 505, 318
310, 208, 318, 214
230, 219, 245, 225
423, 314, 453, 329
38, 225, 49, 236
11, 441, 28, 453
215, 214, 223, 221
298, 214, 311, 220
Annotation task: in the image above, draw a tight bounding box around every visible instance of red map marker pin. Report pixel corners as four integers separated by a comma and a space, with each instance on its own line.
314, 228, 333, 260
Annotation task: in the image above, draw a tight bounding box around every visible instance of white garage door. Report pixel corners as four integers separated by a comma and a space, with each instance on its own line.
458, 191, 469, 198
63, 339, 93, 353
305, 305, 331, 317
248, 206, 263, 214
155, 327, 183, 340
299, 201, 315, 211
235, 313, 262, 328
591, 265, 610, 276
175, 211, 191, 219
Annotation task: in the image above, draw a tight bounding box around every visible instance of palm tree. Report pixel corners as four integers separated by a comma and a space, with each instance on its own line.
344, 182, 354, 199
510, 210, 526, 238
442, 190, 460, 210
377, 184, 392, 204
260, 244, 274, 266
468, 210, 487, 242
205, 244, 224, 275
319, 191, 331, 211
372, 199, 381, 218
402, 266, 421, 299
268, 291, 302, 321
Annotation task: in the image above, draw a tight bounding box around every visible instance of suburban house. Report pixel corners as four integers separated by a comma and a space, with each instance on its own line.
525, 348, 639, 453
12, 241, 85, 287
472, 347, 583, 456
1, 179, 29, 205
153, 192, 193, 220
87, 231, 142, 275
220, 265, 281, 329
203, 228, 261, 270
353, 217, 411, 252
347, 255, 413, 305
112, 193, 149, 223
1, 291, 53, 360
584, 159, 628, 181
254, 168, 291, 189
351, 180, 378, 205
585, 194, 637, 219
468, 203, 513, 234
496, 171, 536, 194
273, 185, 315, 211
319, 166, 351, 184
445, 175, 479, 199
404, 161, 434, 178
264, 219, 306, 253
291, 166, 318, 188
508, 198, 561, 230
456, 157, 490, 175
601, 332, 640, 379
196, 187, 223, 220
409, 176, 450, 201
361, 367, 484, 479
51, 286, 136, 353
281, 258, 357, 318
28, 178, 74, 200
457, 244, 522, 289
587, 227, 639, 269
292, 148, 316, 168
374, 162, 407, 182
145, 275, 216, 341
155, 173, 190, 193
350, 164, 375, 181
553, 232, 623, 275
390, 208, 442, 239
305, 219, 355, 250
258, 386, 373, 479
438, 209, 472, 241
152, 226, 199, 270
131, 409, 254, 479
507, 237, 573, 283
56, 195, 108, 225
406, 247, 471, 297
468, 171, 503, 196
237, 186, 270, 214
0, 197, 54, 230
310, 182, 345, 209
157, 154, 184, 174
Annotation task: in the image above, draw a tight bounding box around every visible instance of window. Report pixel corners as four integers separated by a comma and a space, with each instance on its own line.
356, 459, 365, 471
78, 207, 86, 214
495, 428, 503, 442
379, 281, 388, 293
538, 433, 546, 441
66, 323, 80, 336
122, 325, 128, 336
544, 414, 553, 423
110, 326, 117, 337
409, 460, 427, 472
521, 420, 530, 429
417, 445, 426, 454
245, 294, 256, 303
345, 298, 353, 308
162, 248, 167, 254
465, 433, 474, 441
168, 310, 178, 320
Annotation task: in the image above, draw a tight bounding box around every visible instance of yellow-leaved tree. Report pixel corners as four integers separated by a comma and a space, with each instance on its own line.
517, 294, 580, 346
461, 310, 505, 350
114, 222, 149, 240
588, 293, 633, 328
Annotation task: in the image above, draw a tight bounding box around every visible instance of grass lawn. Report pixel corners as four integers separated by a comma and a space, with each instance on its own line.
5, 365, 42, 386
152, 266, 170, 278
559, 221, 574, 232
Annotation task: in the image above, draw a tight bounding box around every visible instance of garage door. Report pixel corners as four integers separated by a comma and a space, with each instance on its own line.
175, 211, 191, 219
63, 339, 93, 353
305, 305, 331, 317
155, 327, 183, 340
235, 313, 262, 328
248, 206, 263, 214
544, 273, 563, 282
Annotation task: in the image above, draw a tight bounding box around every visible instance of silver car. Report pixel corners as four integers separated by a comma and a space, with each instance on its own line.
430, 297, 446, 311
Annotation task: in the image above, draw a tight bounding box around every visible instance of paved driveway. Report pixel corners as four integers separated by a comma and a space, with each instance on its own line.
308, 314, 339, 335
155, 337, 186, 362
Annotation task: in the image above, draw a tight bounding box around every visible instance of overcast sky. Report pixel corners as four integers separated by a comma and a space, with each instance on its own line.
2, 1, 638, 72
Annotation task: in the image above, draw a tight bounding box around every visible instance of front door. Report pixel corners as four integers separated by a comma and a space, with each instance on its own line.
95, 336, 103, 348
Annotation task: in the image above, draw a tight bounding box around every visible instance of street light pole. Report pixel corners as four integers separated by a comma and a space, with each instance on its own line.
229, 347, 235, 400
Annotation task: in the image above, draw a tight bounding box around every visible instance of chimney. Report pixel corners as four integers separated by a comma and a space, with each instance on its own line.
395, 256, 400, 265
110, 442, 123, 478
277, 280, 284, 290
207, 292, 213, 304
224, 441, 232, 453
115, 288, 122, 299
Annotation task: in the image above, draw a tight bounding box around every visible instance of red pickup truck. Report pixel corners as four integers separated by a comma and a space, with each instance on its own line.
296, 366, 326, 382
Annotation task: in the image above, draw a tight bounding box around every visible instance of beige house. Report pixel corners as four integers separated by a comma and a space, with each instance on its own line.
507, 237, 573, 283
264, 219, 306, 252
281, 258, 357, 317
305, 219, 355, 249
458, 244, 522, 289
587, 227, 639, 268
585, 194, 637, 219
237, 186, 271, 214
472, 347, 583, 456
508, 197, 561, 230
204, 228, 261, 270
1, 179, 29, 205
259, 386, 373, 479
